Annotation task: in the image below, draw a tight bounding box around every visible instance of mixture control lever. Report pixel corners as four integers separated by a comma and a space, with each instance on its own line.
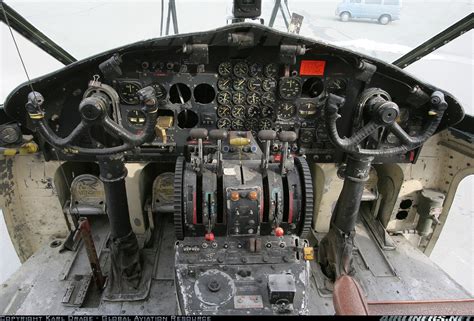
258, 130, 277, 170
189, 128, 208, 174
278, 131, 298, 175
209, 129, 228, 176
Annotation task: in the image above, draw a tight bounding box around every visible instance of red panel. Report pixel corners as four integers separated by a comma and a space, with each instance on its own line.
300, 60, 326, 76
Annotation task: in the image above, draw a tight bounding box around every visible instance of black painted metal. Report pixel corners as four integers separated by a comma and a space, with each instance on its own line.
393, 13, 473, 68
0, 1, 76, 65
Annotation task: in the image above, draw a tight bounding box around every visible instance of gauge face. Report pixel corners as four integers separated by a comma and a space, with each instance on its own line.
217, 91, 232, 105
152, 83, 167, 100
232, 92, 246, 105
120, 82, 141, 104
233, 78, 247, 91
264, 63, 279, 78
261, 92, 276, 106
247, 92, 261, 105
262, 78, 277, 92
248, 77, 262, 91
262, 106, 274, 118
217, 117, 232, 129
0, 127, 19, 144
218, 62, 232, 76
278, 102, 297, 120
127, 110, 146, 126
249, 63, 263, 77
279, 77, 302, 100
232, 119, 245, 130
245, 118, 259, 131
217, 105, 232, 118
299, 102, 318, 117
299, 130, 315, 144
231, 105, 246, 119
233, 62, 249, 77
259, 118, 273, 130
217, 77, 232, 91
247, 105, 260, 118
327, 78, 347, 96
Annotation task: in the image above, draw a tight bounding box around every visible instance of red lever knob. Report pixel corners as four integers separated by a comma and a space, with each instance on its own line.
275, 227, 284, 237
205, 232, 215, 241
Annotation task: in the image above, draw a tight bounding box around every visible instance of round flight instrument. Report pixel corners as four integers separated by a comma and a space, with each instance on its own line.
0, 126, 20, 144
259, 118, 273, 130
299, 102, 318, 117
261, 92, 276, 106
233, 78, 247, 91
278, 102, 297, 119
217, 91, 232, 105
279, 77, 302, 99
245, 118, 259, 131
264, 63, 279, 78
232, 92, 246, 105
127, 109, 146, 126
249, 63, 263, 77
152, 83, 167, 100
246, 92, 261, 105
327, 78, 347, 96
233, 62, 249, 77
262, 78, 277, 92
218, 62, 232, 76
247, 105, 260, 118
299, 130, 315, 144
217, 77, 232, 91
231, 105, 246, 119
248, 77, 263, 91
217, 105, 232, 118
217, 117, 231, 129
119, 82, 141, 105
262, 106, 274, 118
232, 119, 245, 130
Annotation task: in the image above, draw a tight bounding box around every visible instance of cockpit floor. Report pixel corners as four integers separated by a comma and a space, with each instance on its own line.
0, 212, 470, 315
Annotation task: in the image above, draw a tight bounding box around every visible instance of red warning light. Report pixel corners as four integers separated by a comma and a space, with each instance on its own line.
300, 60, 326, 76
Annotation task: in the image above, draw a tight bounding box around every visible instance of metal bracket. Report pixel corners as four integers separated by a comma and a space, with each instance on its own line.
280, 44, 306, 65
182, 44, 209, 65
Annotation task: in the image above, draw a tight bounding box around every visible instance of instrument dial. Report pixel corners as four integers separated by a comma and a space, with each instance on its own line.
217, 77, 232, 91
218, 62, 232, 76
262, 78, 277, 92
127, 110, 146, 126
279, 77, 302, 99
247, 92, 261, 105
259, 118, 273, 130
247, 105, 260, 118
299, 129, 315, 144
233, 62, 249, 77
264, 63, 279, 78
232, 92, 246, 105
231, 105, 246, 119
261, 92, 276, 106
119, 82, 141, 105
327, 78, 347, 96
217, 91, 232, 105
152, 83, 167, 100
232, 119, 245, 130
245, 118, 259, 131
249, 63, 263, 76
248, 77, 263, 91
233, 78, 247, 91
299, 102, 318, 117
217, 117, 232, 129
217, 105, 232, 118
278, 102, 297, 119
0, 127, 20, 144
262, 106, 274, 118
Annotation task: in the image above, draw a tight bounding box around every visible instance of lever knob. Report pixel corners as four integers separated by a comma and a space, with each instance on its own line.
209, 129, 228, 140
190, 128, 208, 139
258, 130, 277, 141
278, 131, 298, 143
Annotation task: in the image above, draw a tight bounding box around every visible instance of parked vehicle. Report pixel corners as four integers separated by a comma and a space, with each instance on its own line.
335, 0, 401, 25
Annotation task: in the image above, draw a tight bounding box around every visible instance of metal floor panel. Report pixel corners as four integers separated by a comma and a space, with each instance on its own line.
0, 214, 471, 315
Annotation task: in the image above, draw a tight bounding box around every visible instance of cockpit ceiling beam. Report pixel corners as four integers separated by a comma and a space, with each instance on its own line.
0, 1, 76, 65
393, 13, 473, 69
